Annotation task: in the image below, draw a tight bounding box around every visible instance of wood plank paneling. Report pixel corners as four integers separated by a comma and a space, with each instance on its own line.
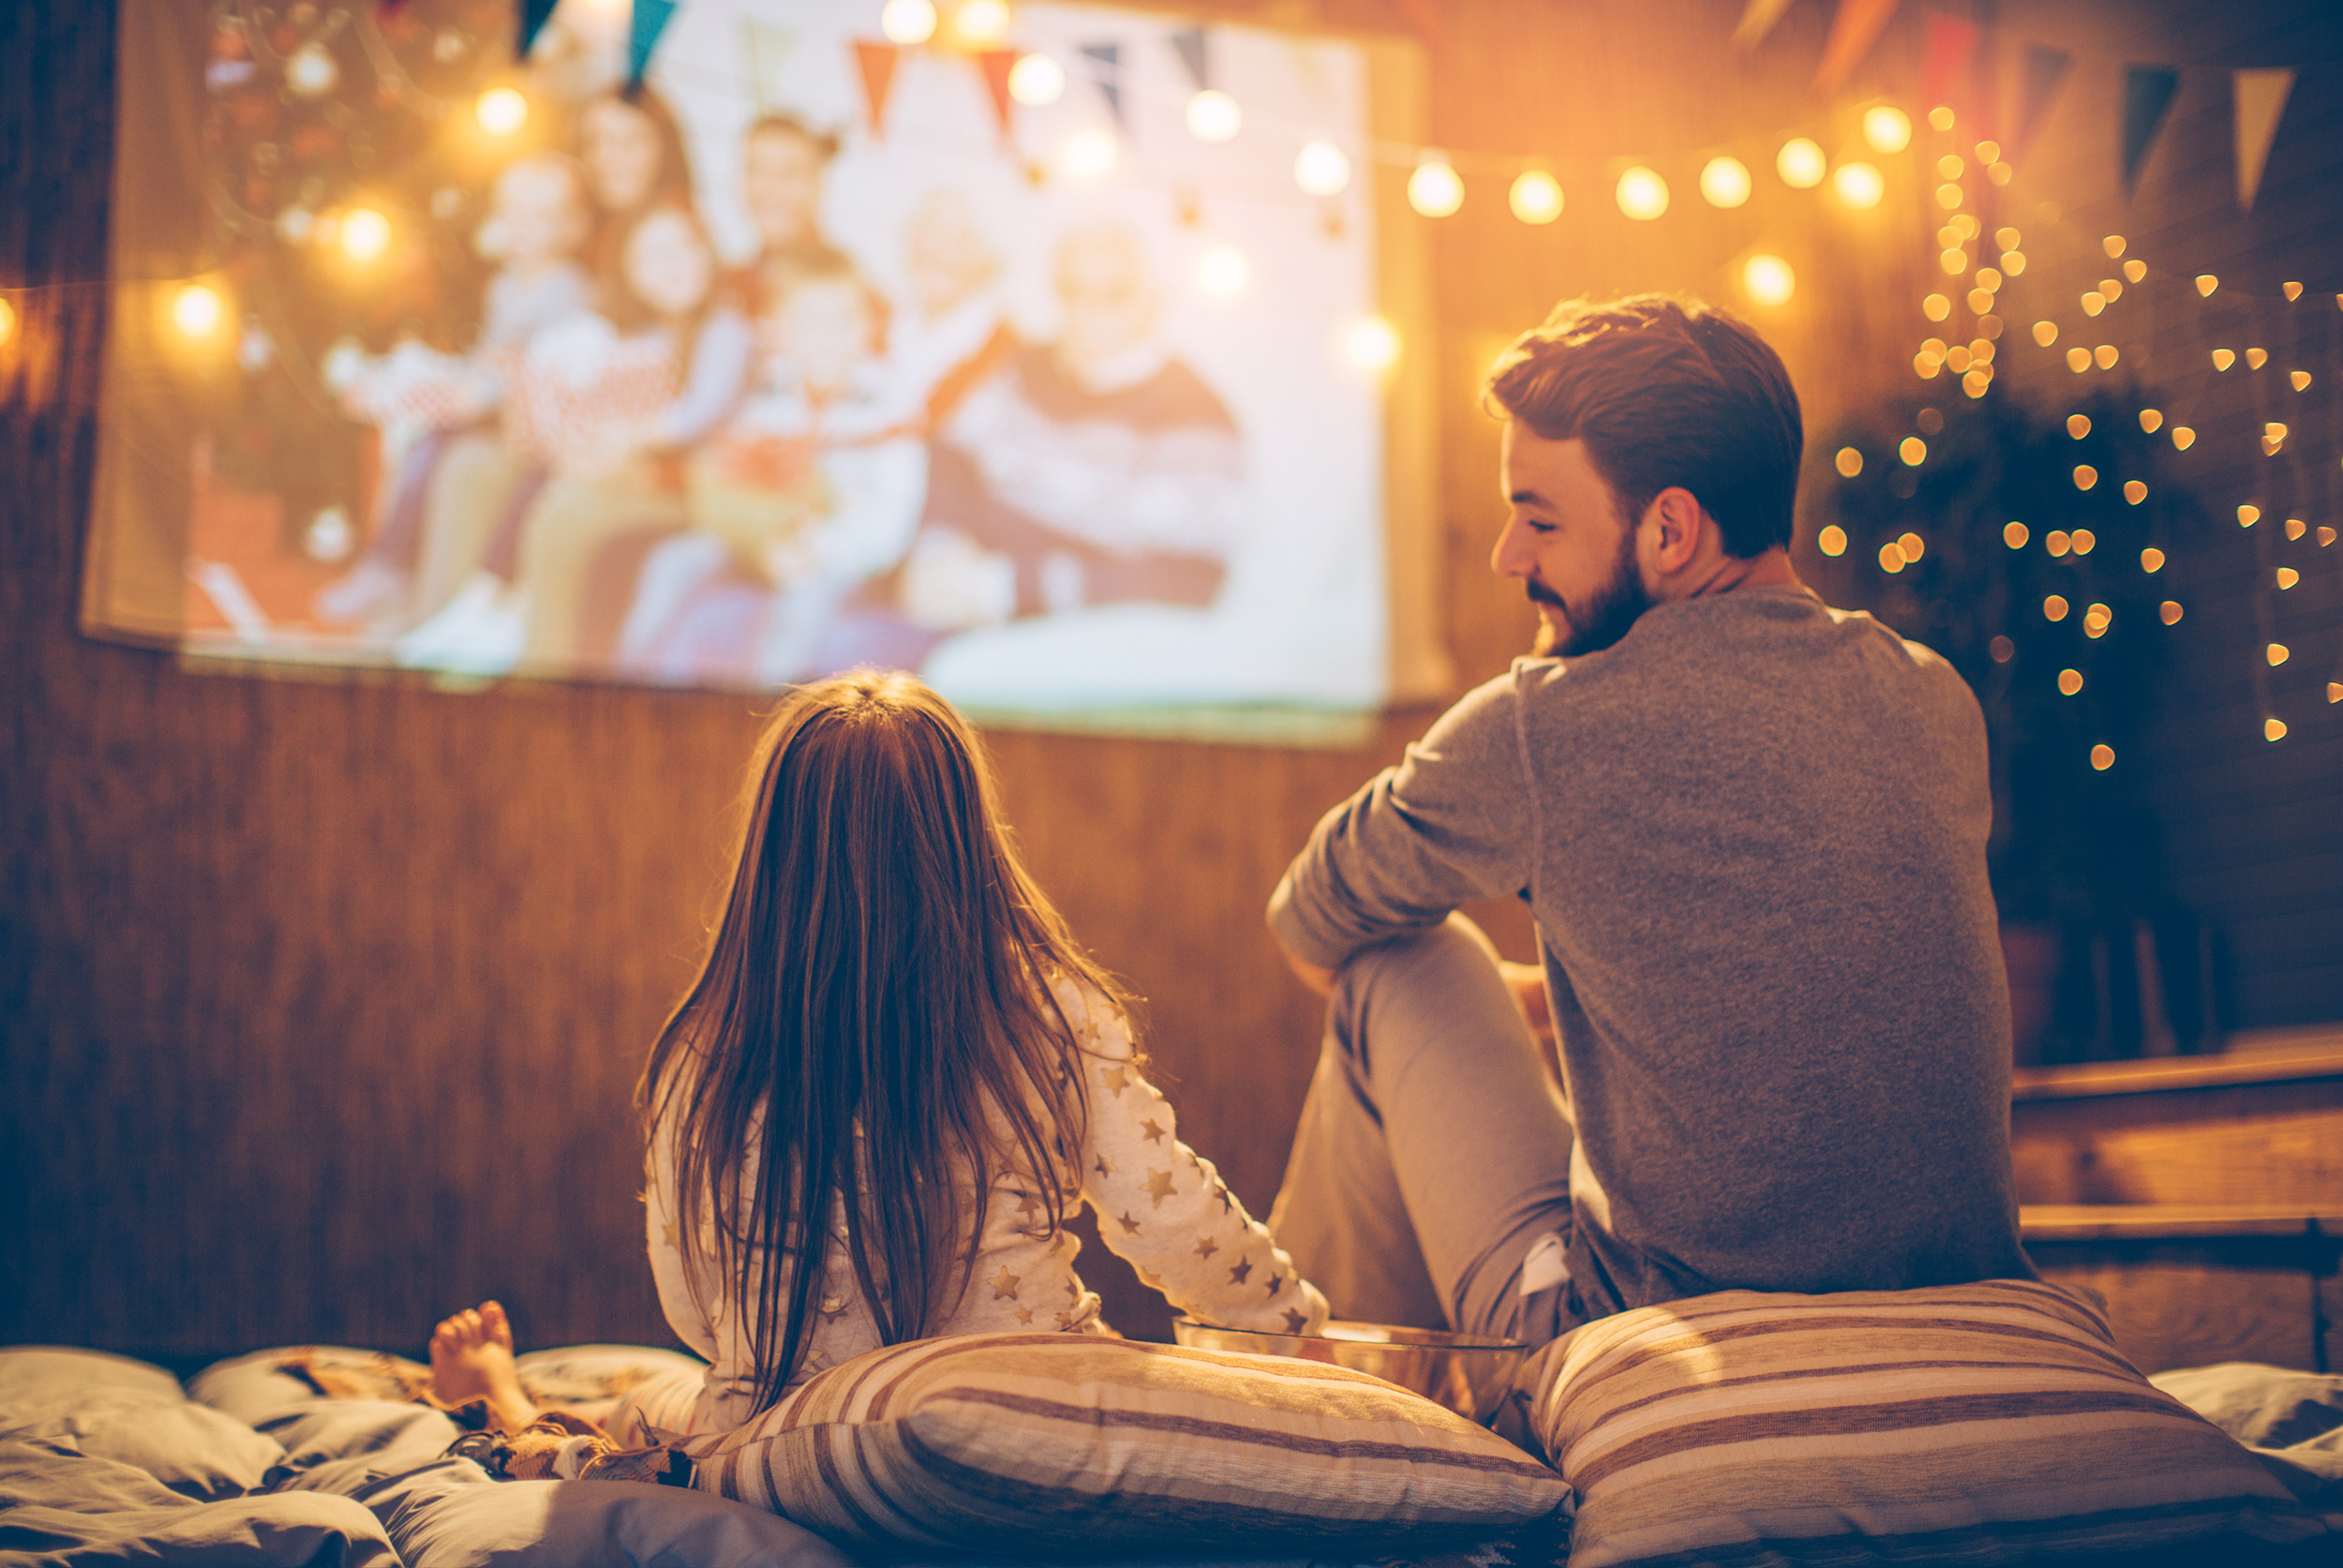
6, 0, 2340, 1364
2032, 1242, 2331, 1374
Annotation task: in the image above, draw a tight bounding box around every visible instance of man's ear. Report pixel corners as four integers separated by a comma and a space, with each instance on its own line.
1647, 486, 1708, 575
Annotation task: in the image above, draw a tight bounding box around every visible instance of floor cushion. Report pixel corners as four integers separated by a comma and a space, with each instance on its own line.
691, 1330, 1568, 1556
0, 1345, 286, 1500
1526, 1278, 2331, 1567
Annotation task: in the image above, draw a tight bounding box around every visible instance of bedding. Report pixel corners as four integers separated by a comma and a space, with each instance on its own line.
0, 1346, 285, 1499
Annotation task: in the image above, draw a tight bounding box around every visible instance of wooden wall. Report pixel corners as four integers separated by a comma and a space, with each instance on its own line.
4, 0, 2337, 1360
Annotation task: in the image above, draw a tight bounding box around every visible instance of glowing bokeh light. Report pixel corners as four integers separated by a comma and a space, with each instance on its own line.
1294, 141, 1350, 196
2160, 600, 2183, 624
1899, 436, 1926, 466
1615, 167, 1668, 220
1742, 253, 1794, 306
1509, 171, 1564, 224
1186, 89, 1241, 142
2058, 669, 2083, 695
1832, 161, 1884, 209
2141, 547, 2165, 573
1834, 447, 1863, 477
2067, 414, 2091, 439
1878, 542, 1907, 573
1863, 105, 1912, 153
1777, 138, 1826, 188
1345, 314, 1400, 372
2265, 718, 2288, 742
0, 296, 13, 347
1196, 245, 1248, 298
1818, 525, 1847, 556
2139, 408, 2163, 432
1408, 157, 1463, 217
1060, 127, 1116, 180
2195, 274, 2218, 296
879, 0, 937, 45
2124, 480, 2147, 504
1699, 157, 1752, 208
475, 87, 528, 136
173, 283, 223, 337
2044, 594, 2068, 620
2004, 521, 2029, 548
2072, 464, 2097, 490
1929, 106, 1955, 130
952, 0, 1011, 46
2091, 744, 2114, 770
1923, 293, 1950, 321
1007, 53, 1065, 106
2276, 566, 2300, 590
2171, 426, 2195, 450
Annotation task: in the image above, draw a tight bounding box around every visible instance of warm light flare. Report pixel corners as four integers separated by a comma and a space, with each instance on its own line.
951, 0, 1011, 46
1408, 156, 1463, 217
1294, 141, 1350, 197
1862, 105, 1912, 153
1345, 315, 1400, 372
1832, 162, 1884, 209
173, 283, 224, 337
1741, 253, 1794, 306
1777, 138, 1826, 188
1059, 128, 1116, 180
879, 0, 937, 45
1007, 52, 1066, 106
475, 87, 527, 136
1185, 89, 1241, 142
1195, 245, 1248, 298
1509, 171, 1563, 224
1615, 166, 1668, 220
1699, 157, 1752, 209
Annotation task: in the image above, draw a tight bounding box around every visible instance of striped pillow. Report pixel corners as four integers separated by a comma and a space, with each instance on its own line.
692, 1331, 1567, 1554
1530, 1278, 2329, 1567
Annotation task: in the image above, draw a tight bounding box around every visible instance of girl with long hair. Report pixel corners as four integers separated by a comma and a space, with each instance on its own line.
427, 671, 1325, 1440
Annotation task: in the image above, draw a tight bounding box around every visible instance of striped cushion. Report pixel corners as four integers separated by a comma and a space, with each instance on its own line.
692, 1331, 1567, 1553
1530, 1278, 2329, 1567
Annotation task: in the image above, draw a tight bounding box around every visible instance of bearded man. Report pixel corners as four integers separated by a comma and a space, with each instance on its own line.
1264, 295, 2034, 1351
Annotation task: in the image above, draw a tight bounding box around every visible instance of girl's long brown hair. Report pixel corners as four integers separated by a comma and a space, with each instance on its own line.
641, 671, 1123, 1411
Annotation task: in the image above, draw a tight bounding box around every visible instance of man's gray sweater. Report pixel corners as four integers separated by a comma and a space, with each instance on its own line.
1269, 584, 2035, 1319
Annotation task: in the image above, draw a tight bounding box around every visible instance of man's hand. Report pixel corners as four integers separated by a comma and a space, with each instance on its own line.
1284, 950, 1337, 997
1499, 960, 1555, 1047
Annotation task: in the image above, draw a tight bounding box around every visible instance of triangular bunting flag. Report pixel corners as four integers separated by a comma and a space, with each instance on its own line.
2121, 65, 2180, 197
625, 0, 679, 99
1814, 0, 1901, 89
517, 0, 560, 60
2012, 44, 2073, 161
975, 49, 1018, 142
1169, 27, 1209, 92
1080, 42, 1125, 128
1733, 0, 1797, 51
1919, 14, 1977, 119
853, 40, 901, 135
2234, 67, 2295, 212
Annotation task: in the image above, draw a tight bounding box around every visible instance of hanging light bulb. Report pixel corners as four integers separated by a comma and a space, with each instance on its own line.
1699, 156, 1752, 208
1059, 127, 1116, 180
1862, 105, 1912, 153
952, 0, 1012, 46
1777, 138, 1826, 188
1408, 155, 1463, 217
1185, 89, 1241, 142
1345, 314, 1400, 371
879, 0, 938, 45
1195, 245, 1248, 298
172, 283, 224, 337
1007, 52, 1065, 106
1508, 171, 1564, 224
1294, 141, 1350, 196
1615, 166, 1668, 220
1831, 161, 1884, 208
474, 87, 528, 136
1742, 254, 1795, 306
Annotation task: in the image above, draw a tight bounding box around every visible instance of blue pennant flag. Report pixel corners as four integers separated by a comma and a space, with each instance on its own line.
1169, 26, 1208, 93
517, 0, 560, 60
627, 0, 679, 100
2121, 65, 2180, 197
1080, 42, 1124, 129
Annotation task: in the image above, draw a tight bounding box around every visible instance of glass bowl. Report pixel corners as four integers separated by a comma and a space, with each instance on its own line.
1171, 1318, 1529, 1422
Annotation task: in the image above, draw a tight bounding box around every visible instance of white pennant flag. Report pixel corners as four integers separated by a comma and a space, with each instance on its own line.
2234, 67, 2295, 212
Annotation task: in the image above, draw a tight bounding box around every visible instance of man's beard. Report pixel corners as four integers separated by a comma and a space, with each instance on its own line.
1529, 525, 1650, 657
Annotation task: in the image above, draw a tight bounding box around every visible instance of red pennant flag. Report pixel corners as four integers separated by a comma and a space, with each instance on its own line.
976, 49, 1018, 142
1814, 0, 1902, 89
853, 40, 900, 136
1920, 13, 1979, 119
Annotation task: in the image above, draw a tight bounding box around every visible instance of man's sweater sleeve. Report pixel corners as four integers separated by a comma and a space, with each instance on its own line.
1268, 671, 1532, 969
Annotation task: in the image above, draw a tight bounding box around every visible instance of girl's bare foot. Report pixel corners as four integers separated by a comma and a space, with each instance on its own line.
428, 1301, 541, 1433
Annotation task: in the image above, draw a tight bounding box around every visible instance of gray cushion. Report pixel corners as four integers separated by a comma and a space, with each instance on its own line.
0, 1346, 285, 1499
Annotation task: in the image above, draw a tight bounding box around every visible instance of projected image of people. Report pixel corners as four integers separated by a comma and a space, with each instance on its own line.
173, 0, 1385, 709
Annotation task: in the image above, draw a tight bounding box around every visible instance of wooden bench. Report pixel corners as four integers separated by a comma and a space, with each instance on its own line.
2011, 1029, 2343, 1374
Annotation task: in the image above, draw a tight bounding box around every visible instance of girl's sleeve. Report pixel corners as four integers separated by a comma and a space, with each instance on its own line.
644, 1125, 724, 1366
647, 308, 754, 448
1072, 996, 1331, 1337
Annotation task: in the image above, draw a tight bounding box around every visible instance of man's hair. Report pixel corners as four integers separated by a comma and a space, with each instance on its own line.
1484, 295, 1802, 558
